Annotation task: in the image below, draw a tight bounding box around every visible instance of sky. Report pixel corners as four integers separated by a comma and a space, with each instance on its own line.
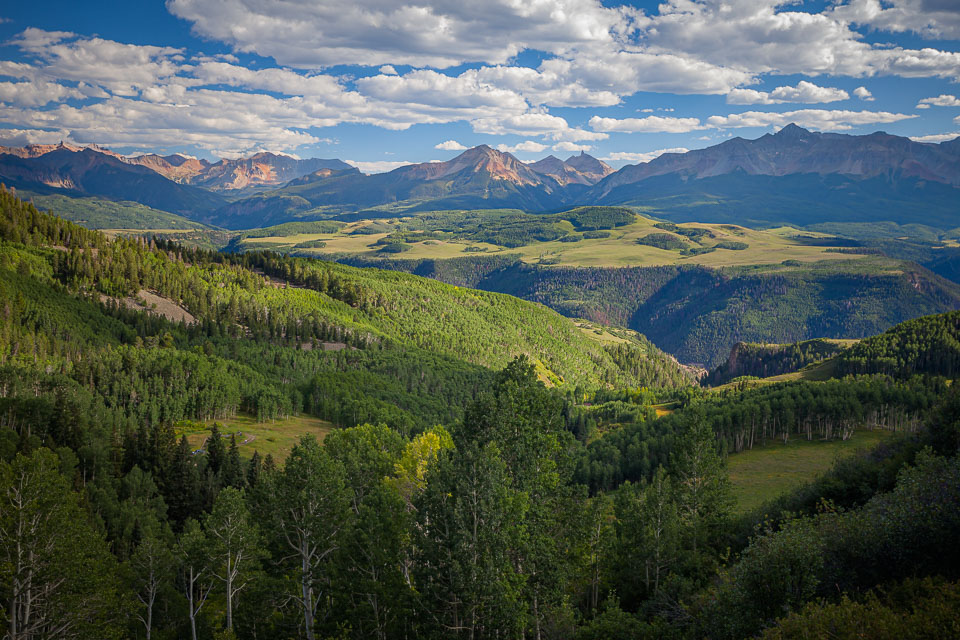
0, 0, 959, 173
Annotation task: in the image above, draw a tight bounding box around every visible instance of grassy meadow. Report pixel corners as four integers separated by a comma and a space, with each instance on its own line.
177, 413, 334, 462
231, 212, 868, 269
727, 428, 896, 513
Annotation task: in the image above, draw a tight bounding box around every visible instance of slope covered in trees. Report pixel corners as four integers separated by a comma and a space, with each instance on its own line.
337, 255, 960, 367
2, 186, 960, 639
703, 338, 853, 387
837, 309, 960, 378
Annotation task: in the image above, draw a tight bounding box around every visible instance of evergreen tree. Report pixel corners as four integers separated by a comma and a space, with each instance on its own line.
206, 425, 225, 477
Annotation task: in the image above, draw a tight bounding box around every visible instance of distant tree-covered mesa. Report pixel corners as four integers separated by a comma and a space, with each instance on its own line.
2, 186, 960, 639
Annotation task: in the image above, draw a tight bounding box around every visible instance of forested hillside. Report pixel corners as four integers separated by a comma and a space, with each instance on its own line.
837, 310, 960, 378
704, 338, 853, 387
337, 255, 960, 367
2, 186, 960, 640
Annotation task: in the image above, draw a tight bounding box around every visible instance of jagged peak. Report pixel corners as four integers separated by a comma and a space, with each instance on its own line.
775, 123, 814, 138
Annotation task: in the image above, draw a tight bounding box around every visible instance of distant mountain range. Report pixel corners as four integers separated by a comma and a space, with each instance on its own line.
1, 126, 957, 229
126, 152, 352, 192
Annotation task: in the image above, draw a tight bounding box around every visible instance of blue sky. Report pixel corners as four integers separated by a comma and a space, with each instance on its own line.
1, 0, 958, 172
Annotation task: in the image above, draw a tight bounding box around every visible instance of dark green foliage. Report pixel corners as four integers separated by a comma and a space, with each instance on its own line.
594, 171, 960, 229
704, 339, 850, 387
16, 189, 212, 230
653, 222, 713, 242
837, 310, 960, 377
714, 240, 748, 250
702, 450, 960, 638
582, 230, 611, 239
378, 241, 411, 253
292, 239, 327, 249
636, 232, 689, 251
559, 206, 634, 231
577, 375, 942, 493
761, 577, 960, 640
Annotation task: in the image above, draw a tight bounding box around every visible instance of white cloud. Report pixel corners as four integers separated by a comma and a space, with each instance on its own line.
909, 132, 960, 143
727, 81, 849, 105
0, 127, 75, 147
706, 109, 917, 131
552, 141, 591, 152
345, 159, 416, 174
539, 50, 754, 98
168, 0, 640, 69
589, 115, 704, 133
638, 0, 960, 83
917, 94, 960, 108
854, 86, 875, 101
11, 31, 184, 96
601, 147, 689, 164
435, 140, 467, 151
472, 112, 608, 141
496, 140, 549, 154
378, 65, 398, 75
831, 0, 960, 40
355, 69, 528, 111
7, 28, 75, 49
0, 80, 86, 107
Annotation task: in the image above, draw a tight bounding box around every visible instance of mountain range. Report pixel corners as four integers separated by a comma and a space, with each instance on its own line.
1, 126, 957, 229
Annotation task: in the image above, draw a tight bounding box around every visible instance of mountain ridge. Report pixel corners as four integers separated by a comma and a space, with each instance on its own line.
2, 126, 957, 229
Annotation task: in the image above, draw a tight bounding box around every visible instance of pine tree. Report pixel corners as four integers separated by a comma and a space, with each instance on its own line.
206, 425, 225, 476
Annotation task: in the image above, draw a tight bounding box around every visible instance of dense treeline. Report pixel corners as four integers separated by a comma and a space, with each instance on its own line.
703, 338, 850, 387
838, 309, 960, 377
577, 375, 944, 493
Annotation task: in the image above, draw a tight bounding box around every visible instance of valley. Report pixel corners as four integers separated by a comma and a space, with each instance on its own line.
2, 129, 959, 640
5, 3, 960, 638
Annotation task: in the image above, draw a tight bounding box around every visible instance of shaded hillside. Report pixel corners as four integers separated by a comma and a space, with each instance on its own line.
594, 124, 960, 191
0, 147, 225, 216
12, 189, 213, 230
590, 170, 960, 228
703, 338, 854, 387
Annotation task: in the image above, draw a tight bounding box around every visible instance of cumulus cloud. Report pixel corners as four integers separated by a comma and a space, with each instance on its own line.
168, 0, 641, 69
345, 159, 417, 174
642, 0, 960, 81
0, 127, 75, 147
727, 81, 849, 105
601, 148, 689, 164
472, 112, 608, 141
589, 115, 704, 133
0, 29, 565, 153
553, 141, 591, 152
909, 132, 960, 143
917, 94, 960, 108
435, 140, 467, 150
706, 109, 917, 131
0, 80, 87, 107
831, 0, 960, 40
378, 65, 398, 75
854, 86, 875, 101
496, 140, 549, 154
